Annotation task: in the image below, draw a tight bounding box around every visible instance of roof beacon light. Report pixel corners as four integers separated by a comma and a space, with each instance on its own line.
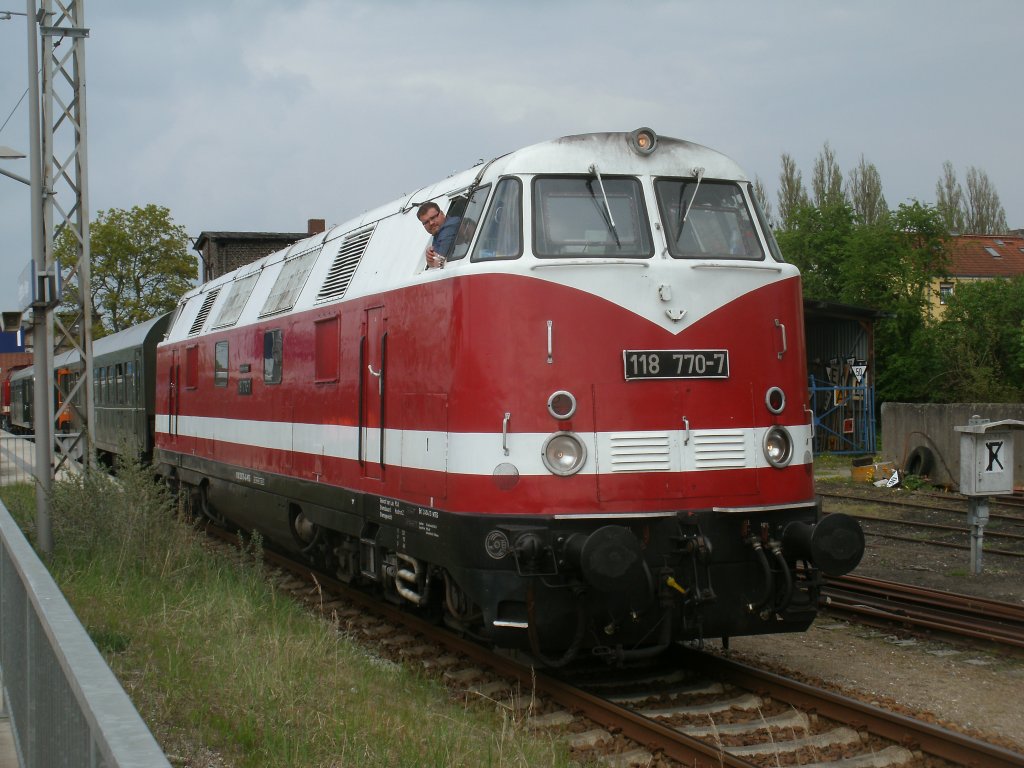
629, 127, 658, 156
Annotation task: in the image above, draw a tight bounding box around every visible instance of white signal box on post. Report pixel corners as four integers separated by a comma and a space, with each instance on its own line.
953, 416, 1024, 575
955, 417, 1023, 496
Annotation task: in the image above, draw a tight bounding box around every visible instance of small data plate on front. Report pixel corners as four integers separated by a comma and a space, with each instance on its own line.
623, 349, 729, 380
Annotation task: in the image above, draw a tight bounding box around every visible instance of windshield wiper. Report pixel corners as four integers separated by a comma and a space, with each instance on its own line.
676, 166, 706, 238
588, 163, 621, 247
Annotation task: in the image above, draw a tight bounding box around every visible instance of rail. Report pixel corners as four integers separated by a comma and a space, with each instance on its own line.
0, 499, 171, 768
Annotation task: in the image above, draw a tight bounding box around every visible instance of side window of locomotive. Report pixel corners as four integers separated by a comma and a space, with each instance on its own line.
471, 178, 522, 261
534, 176, 652, 258
747, 182, 785, 263
447, 184, 490, 262
655, 179, 764, 260
185, 346, 199, 390
263, 329, 283, 384
214, 341, 229, 388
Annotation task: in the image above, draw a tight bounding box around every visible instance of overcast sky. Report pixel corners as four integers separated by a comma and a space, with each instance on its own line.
1, 0, 1021, 314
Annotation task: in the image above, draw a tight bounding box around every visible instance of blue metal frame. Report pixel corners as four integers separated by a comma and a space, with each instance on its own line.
808, 376, 876, 455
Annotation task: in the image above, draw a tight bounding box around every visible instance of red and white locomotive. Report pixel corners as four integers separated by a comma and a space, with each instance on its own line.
154, 128, 863, 665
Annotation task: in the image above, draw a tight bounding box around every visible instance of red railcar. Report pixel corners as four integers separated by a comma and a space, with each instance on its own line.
154, 129, 863, 664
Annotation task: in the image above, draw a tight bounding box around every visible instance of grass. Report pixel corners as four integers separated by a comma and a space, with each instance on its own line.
0, 460, 574, 768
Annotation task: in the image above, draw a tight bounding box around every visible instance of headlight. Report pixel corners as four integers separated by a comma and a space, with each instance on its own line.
763, 426, 793, 468
547, 390, 577, 420
628, 127, 658, 155
542, 432, 587, 476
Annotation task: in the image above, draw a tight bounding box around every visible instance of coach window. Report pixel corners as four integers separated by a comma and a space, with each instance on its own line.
263, 329, 283, 384
214, 341, 229, 387
185, 345, 199, 389
115, 363, 124, 404
314, 318, 339, 383
471, 178, 522, 262
655, 179, 764, 260
126, 361, 136, 405
534, 176, 651, 258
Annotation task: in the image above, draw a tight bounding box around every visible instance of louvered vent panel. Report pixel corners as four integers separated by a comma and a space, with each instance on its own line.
608, 432, 671, 472
188, 288, 220, 336
317, 225, 376, 302
693, 431, 746, 469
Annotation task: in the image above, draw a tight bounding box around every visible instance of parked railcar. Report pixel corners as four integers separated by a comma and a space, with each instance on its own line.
8, 365, 34, 434
92, 313, 172, 463
154, 129, 864, 665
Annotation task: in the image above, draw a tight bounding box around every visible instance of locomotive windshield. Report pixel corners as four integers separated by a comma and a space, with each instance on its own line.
655, 179, 764, 260
533, 176, 653, 258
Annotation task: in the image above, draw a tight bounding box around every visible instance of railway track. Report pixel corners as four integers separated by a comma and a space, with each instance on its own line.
823, 573, 1024, 652
820, 487, 1024, 559
203, 524, 1024, 767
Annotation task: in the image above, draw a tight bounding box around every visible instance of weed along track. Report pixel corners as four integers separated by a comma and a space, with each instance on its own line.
199, 522, 1023, 768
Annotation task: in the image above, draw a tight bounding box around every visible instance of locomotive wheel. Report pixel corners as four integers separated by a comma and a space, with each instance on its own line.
905, 446, 935, 477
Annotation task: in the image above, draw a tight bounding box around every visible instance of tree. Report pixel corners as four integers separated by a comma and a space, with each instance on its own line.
775, 201, 854, 300
929, 276, 1024, 402
963, 166, 1008, 234
776, 153, 808, 231
57, 204, 195, 335
811, 141, 844, 209
845, 155, 888, 226
935, 162, 1007, 234
934, 161, 964, 233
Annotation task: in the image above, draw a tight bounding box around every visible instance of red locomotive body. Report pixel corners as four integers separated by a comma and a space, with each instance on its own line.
155, 130, 863, 664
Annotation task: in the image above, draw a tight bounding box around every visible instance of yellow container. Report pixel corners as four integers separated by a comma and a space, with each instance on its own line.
850, 465, 874, 483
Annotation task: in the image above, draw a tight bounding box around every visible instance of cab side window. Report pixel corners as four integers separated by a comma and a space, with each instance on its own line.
263, 329, 283, 384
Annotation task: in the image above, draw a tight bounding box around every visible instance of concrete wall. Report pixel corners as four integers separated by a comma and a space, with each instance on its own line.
881, 402, 1024, 490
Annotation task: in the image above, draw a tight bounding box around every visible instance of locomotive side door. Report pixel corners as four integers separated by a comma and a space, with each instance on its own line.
361, 306, 386, 480
167, 348, 180, 441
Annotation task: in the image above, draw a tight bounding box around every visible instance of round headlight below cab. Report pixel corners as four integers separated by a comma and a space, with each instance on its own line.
542, 432, 587, 476
765, 386, 786, 414
547, 390, 577, 420
763, 426, 794, 468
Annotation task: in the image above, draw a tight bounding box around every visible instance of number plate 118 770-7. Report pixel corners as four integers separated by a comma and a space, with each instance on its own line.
623, 349, 729, 380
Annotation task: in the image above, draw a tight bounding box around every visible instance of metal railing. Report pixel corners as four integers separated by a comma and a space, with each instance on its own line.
0, 435, 35, 487
0, 499, 171, 768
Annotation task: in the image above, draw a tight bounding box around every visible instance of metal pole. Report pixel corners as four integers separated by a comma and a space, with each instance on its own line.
967, 497, 988, 576
26, 0, 53, 556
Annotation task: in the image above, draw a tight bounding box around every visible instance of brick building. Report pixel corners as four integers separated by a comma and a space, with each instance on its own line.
194, 218, 326, 282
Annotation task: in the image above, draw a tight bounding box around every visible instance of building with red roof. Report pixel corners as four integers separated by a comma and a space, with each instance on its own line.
929, 232, 1024, 316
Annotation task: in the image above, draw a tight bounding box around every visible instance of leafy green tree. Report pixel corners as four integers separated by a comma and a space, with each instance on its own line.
775, 201, 855, 300
963, 166, 1008, 234
57, 204, 195, 335
935, 161, 964, 233
935, 162, 1008, 234
845, 155, 887, 226
811, 141, 844, 208
776, 152, 808, 231
931, 276, 1024, 401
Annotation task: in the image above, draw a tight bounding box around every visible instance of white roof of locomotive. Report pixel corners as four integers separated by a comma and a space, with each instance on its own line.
165, 130, 755, 343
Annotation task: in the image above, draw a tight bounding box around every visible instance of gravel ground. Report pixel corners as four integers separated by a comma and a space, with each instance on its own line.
724, 476, 1024, 754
